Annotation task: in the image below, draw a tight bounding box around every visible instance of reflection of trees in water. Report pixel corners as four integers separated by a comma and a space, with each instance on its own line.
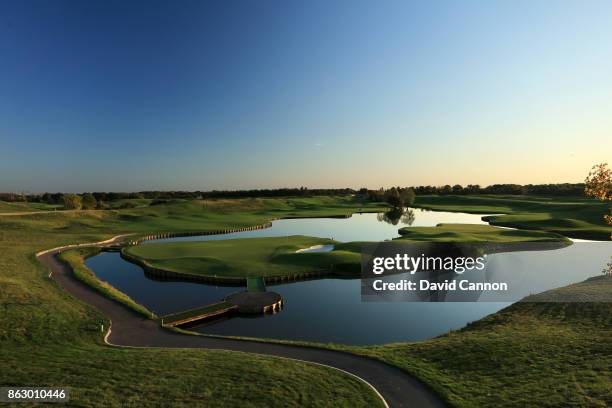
377, 208, 415, 226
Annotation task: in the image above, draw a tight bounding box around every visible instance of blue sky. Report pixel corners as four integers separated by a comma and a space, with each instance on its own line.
1, 0, 611, 192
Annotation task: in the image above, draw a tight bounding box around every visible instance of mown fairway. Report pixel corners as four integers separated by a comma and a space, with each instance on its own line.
413, 195, 611, 240
397, 223, 571, 242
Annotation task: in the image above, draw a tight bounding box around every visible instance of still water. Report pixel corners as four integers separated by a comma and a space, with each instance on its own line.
86, 210, 610, 345
146, 208, 491, 243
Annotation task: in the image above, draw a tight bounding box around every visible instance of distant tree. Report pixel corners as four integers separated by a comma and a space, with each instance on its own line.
367, 188, 385, 202
585, 163, 611, 202
440, 185, 452, 195
584, 163, 611, 226
400, 188, 416, 206
51, 193, 63, 204
452, 184, 463, 194
465, 184, 481, 194
584, 163, 611, 274
81, 193, 97, 209
62, 194, 82, 210
384, 188, 403, 208
93, 192, 107, 202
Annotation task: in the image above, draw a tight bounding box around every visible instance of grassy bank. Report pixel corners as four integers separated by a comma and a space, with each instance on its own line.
0, 200, 59, 212
412, 195, 612, 240
340, 277, 612, 407
397, 223, 571, 243
0, 343, 384, 407
58, 248, 156, 319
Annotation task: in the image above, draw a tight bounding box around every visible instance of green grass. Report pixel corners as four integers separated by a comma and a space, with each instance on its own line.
397, 223, 571, 243
1, 195, 609, 407
413, 195, 612, 240
58, 248, 156, 319
336, 277, 612, 407
0, 344, 384, 407
123, 225, 569, 280
123, 236, 342, 278
0, 200, 60, 212
0, 196, 387, 407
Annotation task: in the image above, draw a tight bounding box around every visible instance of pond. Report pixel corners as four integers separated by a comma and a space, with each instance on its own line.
85, 209, 610, 345
146, 208, 491, 243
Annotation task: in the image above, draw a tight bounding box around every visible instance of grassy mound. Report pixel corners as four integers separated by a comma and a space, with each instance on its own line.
413, 195, 611, 240
342, 277, 612, 407
397, 223, 570, 243
122, 236, 355, 278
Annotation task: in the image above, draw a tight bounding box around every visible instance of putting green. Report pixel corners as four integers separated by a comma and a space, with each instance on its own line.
122, 235, 352, 278
122, 225, 569, 280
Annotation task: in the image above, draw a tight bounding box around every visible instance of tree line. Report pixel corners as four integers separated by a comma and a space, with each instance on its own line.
410, 183, 585, 196
0, 183, 587, 210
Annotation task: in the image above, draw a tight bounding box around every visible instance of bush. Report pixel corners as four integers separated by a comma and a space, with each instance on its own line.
81, 193, 97, 209
62, 194, 82, 210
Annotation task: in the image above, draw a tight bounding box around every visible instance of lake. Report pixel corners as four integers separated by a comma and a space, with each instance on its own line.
85, 209, 610, 345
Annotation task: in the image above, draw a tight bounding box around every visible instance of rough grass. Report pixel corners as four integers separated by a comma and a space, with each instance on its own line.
0, 344, 384, 407
0, 201, 60, 212
341, 287, 612, 408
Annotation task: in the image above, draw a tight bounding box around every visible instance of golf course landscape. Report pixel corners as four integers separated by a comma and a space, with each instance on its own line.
1, 194, 610, 407
3, 2, 612, 406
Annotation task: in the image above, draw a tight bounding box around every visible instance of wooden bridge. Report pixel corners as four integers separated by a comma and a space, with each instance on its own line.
160, 301, 238, 327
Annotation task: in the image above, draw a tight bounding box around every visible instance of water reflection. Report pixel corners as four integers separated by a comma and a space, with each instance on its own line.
376, 208, 415, 226
147, 209, 491, 244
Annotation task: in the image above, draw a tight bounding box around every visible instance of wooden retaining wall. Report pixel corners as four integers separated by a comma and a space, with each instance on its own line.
118, 217, 363, 286
127, 221, 275, 245
122, 249, 333, 286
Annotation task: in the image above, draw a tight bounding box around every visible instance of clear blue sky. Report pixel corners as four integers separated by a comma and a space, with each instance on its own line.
1, 0, 611, 192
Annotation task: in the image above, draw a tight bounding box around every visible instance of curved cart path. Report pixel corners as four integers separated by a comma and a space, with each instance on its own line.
38, 241, 446, 408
